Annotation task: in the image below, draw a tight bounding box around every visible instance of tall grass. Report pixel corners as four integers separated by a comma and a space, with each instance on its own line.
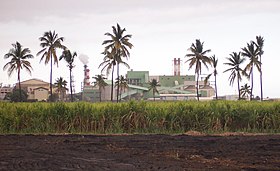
0, 100, 279, 134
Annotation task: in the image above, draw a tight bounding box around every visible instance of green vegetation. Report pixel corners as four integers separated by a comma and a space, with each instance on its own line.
3, 42, 34, 102
204, 55, 218, 100
186, 39, 211, 101
4, 89, 28, 102
59, 49, 77, 102
37, 30, 66, 102
92, 74, 108, 102
224, 52, 248, 100
0, 101, 279, 134
100, 23, 133, 102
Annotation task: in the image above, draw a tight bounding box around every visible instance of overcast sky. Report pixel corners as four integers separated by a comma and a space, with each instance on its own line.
1, 0, 280, 97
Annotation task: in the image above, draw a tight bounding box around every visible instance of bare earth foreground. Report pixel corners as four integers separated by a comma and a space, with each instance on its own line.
0, 133, 279, 170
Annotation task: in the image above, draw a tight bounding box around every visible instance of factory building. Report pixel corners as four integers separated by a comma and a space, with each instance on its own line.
81, 58, 215, 101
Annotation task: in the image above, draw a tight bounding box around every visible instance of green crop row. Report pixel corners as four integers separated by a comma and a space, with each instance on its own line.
0, 100, 280, 134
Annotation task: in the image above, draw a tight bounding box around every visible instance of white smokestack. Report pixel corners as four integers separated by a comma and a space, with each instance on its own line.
79, 54, 89, 65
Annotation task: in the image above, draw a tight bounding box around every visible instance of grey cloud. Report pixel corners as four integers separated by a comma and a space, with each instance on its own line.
1, 0, 279, 24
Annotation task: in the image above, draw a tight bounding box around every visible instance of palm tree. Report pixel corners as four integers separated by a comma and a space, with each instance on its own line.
240, 83, 251, 100
54, 77, 67, 101
59, 49, 77, 102
102, 23, 133, 103
224, 52, 248, 100
37, 30, 65, 102
3, 42, 33, 102
115, 75, 128, 101
99, 50, 117, 101
148, 79, 160, 101
241, 42, 261, 101
253, 36, 264, 101
99, 50, 130, 101
204, 55, 218, 99
93, 74, 108, 102
186, 39, 211, 101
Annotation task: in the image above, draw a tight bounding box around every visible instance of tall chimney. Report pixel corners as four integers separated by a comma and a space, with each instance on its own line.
173, 58, 181, 76
84, 65, 90, 86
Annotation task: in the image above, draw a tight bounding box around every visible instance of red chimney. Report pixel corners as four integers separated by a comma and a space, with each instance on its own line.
84, 65, 90, 86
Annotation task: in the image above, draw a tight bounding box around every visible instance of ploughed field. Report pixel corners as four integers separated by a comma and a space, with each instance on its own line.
0, 133, 279, 170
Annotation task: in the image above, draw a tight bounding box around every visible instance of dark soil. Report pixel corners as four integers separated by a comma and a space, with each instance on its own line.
0, 133, 279, 170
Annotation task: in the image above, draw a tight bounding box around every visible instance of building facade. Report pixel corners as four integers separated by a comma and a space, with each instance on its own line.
15, 79, 50, 101
0, 86, 13, 100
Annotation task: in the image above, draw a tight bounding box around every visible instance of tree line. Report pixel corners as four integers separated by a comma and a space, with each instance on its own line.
2, 23, 264, 102
186, 36, 264, 101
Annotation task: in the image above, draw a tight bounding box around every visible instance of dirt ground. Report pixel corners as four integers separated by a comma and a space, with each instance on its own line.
0, 133, 279, 171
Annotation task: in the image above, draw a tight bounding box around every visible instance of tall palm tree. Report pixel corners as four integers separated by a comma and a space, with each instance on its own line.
93, 74, 108, 102
240, 83, 251, 100
186, 39, 211, 101
115, 75, 128, 101
204, 55, 218, 99
148, 79, 160, 101
37, 30, 65, 102
59, 49, 77, 102
54, 77, 67, 101
254, 36, 264, 101
102, 23, 133, 103
241, 42, 261, 101
3, 42, 33, 102
224, 52, 248, 100
99, 50, 130, 101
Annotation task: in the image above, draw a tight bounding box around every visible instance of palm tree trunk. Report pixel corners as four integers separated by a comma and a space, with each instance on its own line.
214, 74, 217, 100
50, 55, 53, 102
119, 87, 122, 102
18, 69, 22, 102
69, 68, 73, 102
116, 63, 120, 103
237, 78, 240, 100
260, 56, 263, 101
250, 67, 253, 101
62, 90, 65, 102
196, 73, 200, 101
99, 87, 102, 102
111, 65, 115, 101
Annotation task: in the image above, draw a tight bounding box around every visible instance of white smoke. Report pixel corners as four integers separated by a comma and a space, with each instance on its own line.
79, 54, 89, 65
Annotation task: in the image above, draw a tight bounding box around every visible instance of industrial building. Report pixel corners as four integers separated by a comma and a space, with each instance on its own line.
82, 58, 215, 101
0, 85, 13, 100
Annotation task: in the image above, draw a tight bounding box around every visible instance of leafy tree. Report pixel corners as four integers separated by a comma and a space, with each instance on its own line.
241, 42, 261, 101
4, 89, 28, 102
240, 83, 251, 100
59, 49, 77, 102
186, 39, 211, 101
93, 74, 108, 102
102, 23, 133, 102
54, 77, 67, 101
224, 52, 248, 100
253, 35, 264, 101
204, 55, 218, 99
115, 75, 128, 101
3, 42, 33, 102
148, 79, 160, 101
37, 30, 66, 102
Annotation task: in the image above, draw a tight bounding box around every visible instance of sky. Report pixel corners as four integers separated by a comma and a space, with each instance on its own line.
0, 0, 280, 98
